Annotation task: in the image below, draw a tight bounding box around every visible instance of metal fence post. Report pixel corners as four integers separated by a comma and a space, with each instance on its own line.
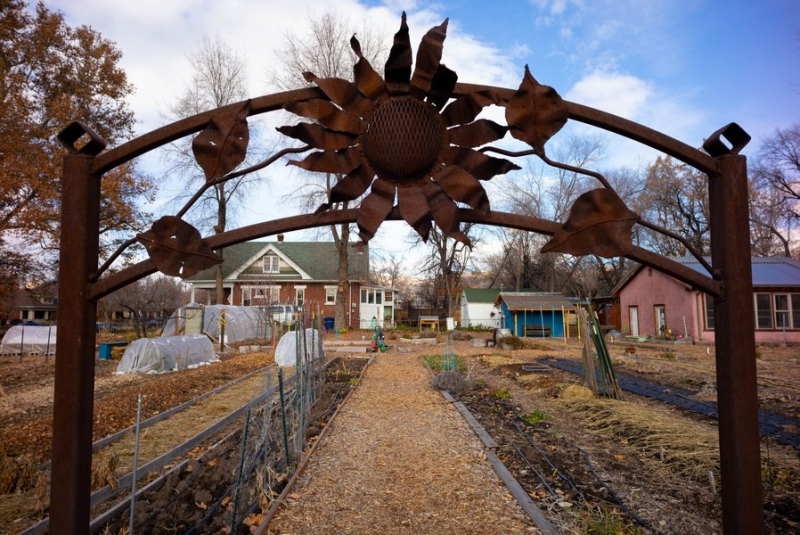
50, 153, 101, 534
708, 153, 764, 534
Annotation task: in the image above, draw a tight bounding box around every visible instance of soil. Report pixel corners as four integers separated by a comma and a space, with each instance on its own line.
94, 358, 367, 535
0, 351, 273, 464
460, 344, 800, 534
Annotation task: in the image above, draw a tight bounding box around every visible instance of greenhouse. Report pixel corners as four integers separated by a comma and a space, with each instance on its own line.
274, 329, 324, 367
116, 334, 217, 374
0, 325, 57, 356
162, 304, 272, 344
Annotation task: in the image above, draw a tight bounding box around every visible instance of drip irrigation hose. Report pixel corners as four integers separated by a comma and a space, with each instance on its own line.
510, 442, 557, 497
504, 411, 587, 502
573, 444, 660, 534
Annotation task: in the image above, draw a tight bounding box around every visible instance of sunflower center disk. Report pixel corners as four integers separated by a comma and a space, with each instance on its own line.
362, 97, 445, 183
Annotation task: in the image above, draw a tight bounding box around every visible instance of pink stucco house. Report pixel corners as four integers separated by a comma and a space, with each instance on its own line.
614, 257, 800, 344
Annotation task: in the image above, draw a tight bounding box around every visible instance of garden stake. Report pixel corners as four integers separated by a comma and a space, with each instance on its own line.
129, 393, 143, 535
278, 369, 291, 468
19, 324, 24, 363
231, 407, 251, 531
46, 326, 52, 363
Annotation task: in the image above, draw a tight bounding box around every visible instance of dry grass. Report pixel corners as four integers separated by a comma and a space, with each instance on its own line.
559, 397, 720, 481
561, 385, 594, 399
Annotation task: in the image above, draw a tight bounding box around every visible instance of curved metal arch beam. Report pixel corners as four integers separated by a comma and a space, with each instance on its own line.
88, 208, 721, 302
91, 84, 718, 176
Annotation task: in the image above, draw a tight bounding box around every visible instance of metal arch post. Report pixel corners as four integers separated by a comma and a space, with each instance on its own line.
50, 154, 101, 534
708, 154, 764, 534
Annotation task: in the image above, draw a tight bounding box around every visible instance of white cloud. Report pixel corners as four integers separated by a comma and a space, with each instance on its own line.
566, 70, 651, 120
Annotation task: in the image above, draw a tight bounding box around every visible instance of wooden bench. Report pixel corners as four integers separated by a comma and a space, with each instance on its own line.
525, 324, 551, 338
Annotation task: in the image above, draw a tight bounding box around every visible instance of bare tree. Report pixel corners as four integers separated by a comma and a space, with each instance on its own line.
164, 35, 254, 304
750, 123, 799, 258
103, 275, 188, 338
271, 10, 386, 330
412, 226, 478, 317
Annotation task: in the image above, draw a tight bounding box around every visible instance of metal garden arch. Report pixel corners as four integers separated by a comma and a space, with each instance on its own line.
51, 14, 762, 534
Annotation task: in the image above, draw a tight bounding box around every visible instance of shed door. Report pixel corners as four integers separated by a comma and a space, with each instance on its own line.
629, 306, 639, 336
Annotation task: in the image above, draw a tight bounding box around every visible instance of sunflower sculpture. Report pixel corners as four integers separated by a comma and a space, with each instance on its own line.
279, 13, 521, 246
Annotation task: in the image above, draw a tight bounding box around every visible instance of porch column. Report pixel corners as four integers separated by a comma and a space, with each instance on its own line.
708, 154, 764, 534
50, 154, 101, 534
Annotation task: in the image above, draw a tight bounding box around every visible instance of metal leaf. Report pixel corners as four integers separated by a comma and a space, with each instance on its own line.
137, 216, 222, 279
357, 179, 396, 242
448, 119, 508, 148
192, 100, 250, 183
284, 100, 363, 134
506, 65, 568, 154
445, 147, 520, 180
384, 12, 412, 95
541, 189, 640, 258
410, 18, 449, 98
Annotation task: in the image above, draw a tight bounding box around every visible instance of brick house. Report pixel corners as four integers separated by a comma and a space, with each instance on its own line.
185, 241, 396, 329
615, 256, 800, 344
2, 284, 58, 325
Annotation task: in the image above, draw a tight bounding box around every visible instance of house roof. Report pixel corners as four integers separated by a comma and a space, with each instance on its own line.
496, 292, 572, 310
463, 288, 501, 304
614, 256, 800, 294
186, 241, 369, 282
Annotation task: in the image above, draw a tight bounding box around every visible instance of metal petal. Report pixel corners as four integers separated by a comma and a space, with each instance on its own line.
410, 18, 449, 99
541, 188, 640, 258
192, 100, 250, 182
358, 179, 396, 242
284, 100, 363, 134
288, 147, 360, 174
303, 72, 374, 118
506, 65, 569, 154
384, 12, 412, 95
448, 119, 508, 148
277, 123, 356, 150
137, 216, 222, 279
423, 181, 471, 246
445, 147, 520, 180
329, 165, 374, 206
351, 35, 387, 100
427, 64, 458, 109
398, 186, 432, 241
441, 90, 502, 128
434, 166, 490, 213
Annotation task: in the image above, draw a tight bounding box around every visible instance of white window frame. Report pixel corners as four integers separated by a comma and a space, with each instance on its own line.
242, 285, 281, 306
262, 252, 280, 273
774, 293, 791, 330
325, 286, 337, 305
295, 287, 305, 306
792, 293, 800, 329
754, 292, 773, 330
704, 294, 715, 331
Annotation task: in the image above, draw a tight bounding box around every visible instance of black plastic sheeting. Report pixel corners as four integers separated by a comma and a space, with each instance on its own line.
541, 358, 799, 448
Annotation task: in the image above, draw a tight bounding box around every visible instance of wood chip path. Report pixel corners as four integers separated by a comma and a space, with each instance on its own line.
269, 352, 537, 534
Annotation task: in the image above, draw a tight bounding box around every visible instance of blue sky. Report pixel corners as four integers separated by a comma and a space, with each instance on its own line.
49, 0, 800, 268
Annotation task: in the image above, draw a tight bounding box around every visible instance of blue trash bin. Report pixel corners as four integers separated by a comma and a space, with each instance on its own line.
324, 317, 335, 331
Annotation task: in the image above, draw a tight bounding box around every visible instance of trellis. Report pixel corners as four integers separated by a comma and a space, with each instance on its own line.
51, 14, 762, 534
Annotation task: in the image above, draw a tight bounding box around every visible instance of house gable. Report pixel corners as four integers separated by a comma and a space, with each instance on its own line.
230, 243, 311, 280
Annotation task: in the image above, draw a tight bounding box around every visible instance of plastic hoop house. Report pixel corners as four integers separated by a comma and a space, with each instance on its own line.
51, 14, 763, 534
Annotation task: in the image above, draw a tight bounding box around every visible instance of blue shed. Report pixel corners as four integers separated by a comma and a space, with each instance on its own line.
496, 292, 572, 338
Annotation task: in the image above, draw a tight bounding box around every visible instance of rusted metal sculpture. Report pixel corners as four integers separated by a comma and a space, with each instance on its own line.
50, 13, 763, 535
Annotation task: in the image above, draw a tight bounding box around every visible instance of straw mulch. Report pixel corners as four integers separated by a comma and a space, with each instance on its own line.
269, 352, 537, 534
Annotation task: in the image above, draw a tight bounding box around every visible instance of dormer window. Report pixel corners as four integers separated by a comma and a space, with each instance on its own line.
262, 252, 280, 273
